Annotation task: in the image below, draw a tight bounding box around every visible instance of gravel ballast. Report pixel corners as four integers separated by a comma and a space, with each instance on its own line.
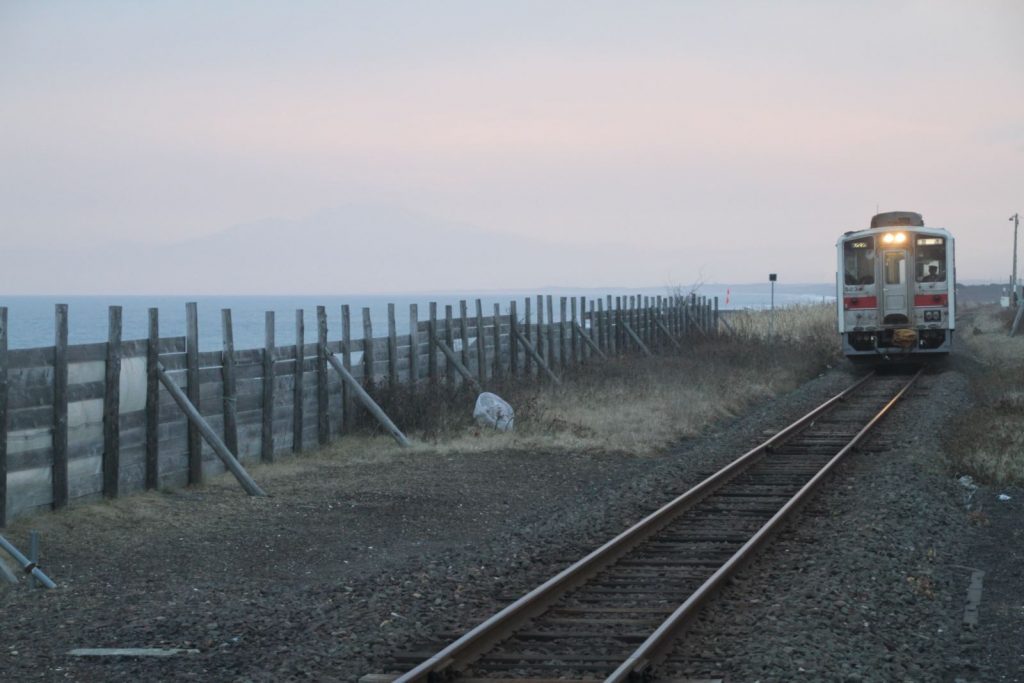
1, 360, 1020, 682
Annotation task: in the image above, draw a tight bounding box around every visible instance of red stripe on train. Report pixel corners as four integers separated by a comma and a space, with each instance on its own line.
843, 296, 878, 309
914, 293, 948, 307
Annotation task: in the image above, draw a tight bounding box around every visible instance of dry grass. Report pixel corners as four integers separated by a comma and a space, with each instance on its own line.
947, 305, 1024, 485
725, 302, 838, 345
307, 302, 840, 461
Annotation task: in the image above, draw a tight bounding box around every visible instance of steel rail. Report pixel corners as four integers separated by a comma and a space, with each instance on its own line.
607, 366, 925, 681
393, 371, 877, 682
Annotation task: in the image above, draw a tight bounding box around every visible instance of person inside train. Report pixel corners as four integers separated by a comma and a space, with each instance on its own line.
922, 265, 941, 282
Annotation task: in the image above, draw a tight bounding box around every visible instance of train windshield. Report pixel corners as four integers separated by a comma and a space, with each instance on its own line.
844, 237, 875, 285
916, 237, 946, 282
884, 251, 906, 285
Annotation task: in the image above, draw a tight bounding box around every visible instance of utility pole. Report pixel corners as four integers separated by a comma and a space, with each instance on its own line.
1011, 213, 1020, 307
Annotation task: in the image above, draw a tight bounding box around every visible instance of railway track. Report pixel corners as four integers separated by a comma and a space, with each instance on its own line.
377, 368, 925, 682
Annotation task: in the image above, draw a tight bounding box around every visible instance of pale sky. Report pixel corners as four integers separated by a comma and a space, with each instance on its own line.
2, 1, 1022, 293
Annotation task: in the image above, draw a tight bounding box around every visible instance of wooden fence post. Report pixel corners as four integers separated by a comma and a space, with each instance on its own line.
262, 311, 275, 463
52, 304, 69, 508
475, 299, 487, 387
362, 307, 374, 390
509, 300, 519, 377
588, 297, 597, 360
578, 297, 587, 363
684, 294, 690, 336
637, 295, 643, 348
538, 295, 547, 367
666, 296, 673, 339
408, 304, 419, 389
0, 307, 8, 525
185, 302, 202, 483
655, 295, 663, 349
145, 308, 160, 489
387, 303, 398, 389
570, 297, 579, 365
459, 300, 471, 375
559, 297, 567, 372
668, 296, 675, 344
103, 305, 122, 499
524, 297, 532, 376
428, 302, 438, 385
341, 305, 354, 432
614, 296, 623, 355
636, 296, 643, 347
293, 309, 304, 453
316, 306, 329, 446
598, 294, 606, 356
492, 303, 503, 381
632, 296, 639, 349
221, 309, 239, 456
644, 296, 651, 347
632, 295, 638, 347
546, 295, 555, 370
445, 305, 456, 385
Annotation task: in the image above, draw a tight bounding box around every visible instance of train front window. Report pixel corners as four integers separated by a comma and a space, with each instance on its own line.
916, 237, 946, 282
884, 251, 906, 285
844, 238, 874, 285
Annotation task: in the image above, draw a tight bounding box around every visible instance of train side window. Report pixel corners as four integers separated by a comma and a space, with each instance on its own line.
844, 238, 874, 285
884, 251, 905, 285
916, 237, 946, 282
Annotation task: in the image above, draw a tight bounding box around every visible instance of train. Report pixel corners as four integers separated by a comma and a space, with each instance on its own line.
836, 211, 955, 360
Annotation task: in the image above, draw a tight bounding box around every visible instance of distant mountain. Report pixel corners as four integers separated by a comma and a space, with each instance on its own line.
0, 204, 718, 295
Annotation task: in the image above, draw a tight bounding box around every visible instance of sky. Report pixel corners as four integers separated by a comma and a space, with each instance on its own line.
1, 1, 1022, 294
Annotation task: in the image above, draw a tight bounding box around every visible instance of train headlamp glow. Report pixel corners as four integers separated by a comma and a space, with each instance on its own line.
882, 232, 907, 244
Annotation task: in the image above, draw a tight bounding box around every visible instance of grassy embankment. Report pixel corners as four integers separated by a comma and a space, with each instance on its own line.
948, 305, 1024, 485
326, 301, 839, 459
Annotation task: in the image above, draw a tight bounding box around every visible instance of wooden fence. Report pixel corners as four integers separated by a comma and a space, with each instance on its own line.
0, 294, 718, 525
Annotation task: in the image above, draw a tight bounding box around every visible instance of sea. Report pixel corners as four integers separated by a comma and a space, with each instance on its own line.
0, 284, 834, 351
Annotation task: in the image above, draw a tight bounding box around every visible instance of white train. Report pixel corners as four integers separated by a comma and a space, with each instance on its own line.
837, 211, 955, 360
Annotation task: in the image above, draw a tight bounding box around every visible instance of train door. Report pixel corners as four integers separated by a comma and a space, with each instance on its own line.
882, 249, 909, 323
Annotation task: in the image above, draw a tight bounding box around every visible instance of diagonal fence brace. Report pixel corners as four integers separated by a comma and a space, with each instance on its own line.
156, 363, 267, 496
326, 354, 411, 447
0, 534, 56, 589
573, 323, 607, 360
431, 338, 482, 392
654, 318, 683, 351
620, 321, 653, 357
512, 328, 561, 385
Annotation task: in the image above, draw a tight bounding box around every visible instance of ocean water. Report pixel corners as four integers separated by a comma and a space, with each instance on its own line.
0, 285, 834, 351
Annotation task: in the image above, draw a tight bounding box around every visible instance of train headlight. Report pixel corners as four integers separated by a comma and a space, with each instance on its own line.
883, 233, 894, 243
924, 310, 942, 322
882, 232, 907, 244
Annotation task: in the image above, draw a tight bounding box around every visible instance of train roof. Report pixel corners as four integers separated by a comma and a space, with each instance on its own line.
871, 211, 923, 228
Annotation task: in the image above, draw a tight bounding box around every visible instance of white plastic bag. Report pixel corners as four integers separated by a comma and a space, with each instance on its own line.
473, 392, 515, 432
